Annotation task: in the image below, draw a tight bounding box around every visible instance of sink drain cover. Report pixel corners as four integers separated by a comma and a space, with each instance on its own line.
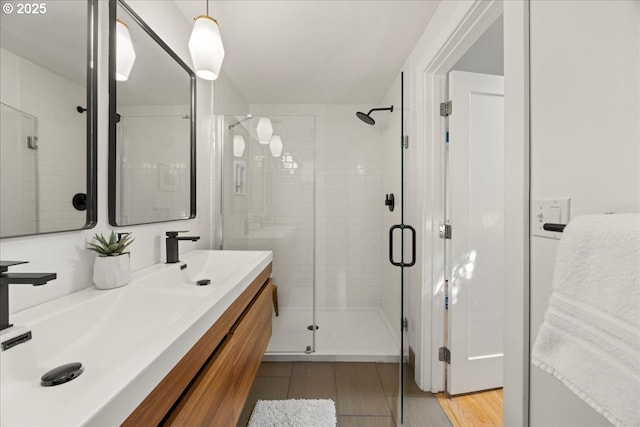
41, 362, 84, 387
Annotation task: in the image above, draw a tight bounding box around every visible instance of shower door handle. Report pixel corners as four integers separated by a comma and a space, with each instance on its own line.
389, 224, 416, 267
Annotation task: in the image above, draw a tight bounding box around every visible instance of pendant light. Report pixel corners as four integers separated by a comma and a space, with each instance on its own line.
189, 0, 225, 81
233, 135, 245, 157
269, 135, 283, 157
115, 19, 136, 81
256, 117, 273, 145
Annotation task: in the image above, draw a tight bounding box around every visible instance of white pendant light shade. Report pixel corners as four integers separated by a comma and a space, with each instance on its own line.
189, 16, 225, 81
233, 134, 245, 157
256, 117, 273, 145
116, 19, 136, 81
269, 135, 283, 157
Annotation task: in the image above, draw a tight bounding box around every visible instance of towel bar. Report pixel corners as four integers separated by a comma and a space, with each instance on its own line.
543, 223, 566, 232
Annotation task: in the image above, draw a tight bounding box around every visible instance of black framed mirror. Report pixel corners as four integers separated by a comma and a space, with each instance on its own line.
108, 0, 196, 226
0, 0, 98, 238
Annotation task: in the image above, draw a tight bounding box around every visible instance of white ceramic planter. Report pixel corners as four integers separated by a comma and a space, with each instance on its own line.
93, 254, 130, 290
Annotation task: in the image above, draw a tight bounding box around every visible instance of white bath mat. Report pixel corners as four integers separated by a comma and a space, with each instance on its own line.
247, 399, 337, 427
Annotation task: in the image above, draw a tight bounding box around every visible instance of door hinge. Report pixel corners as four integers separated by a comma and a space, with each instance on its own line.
439, 346, 451, 364
403, 135, 409, 149
403, 317, 408, 332
439, 224, 452, 239
440, 101, 452, 117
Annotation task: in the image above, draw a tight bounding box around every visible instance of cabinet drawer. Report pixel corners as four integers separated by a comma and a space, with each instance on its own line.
164, 336, 235, 426
165, 282, 273, 427
231, 282, 273, 424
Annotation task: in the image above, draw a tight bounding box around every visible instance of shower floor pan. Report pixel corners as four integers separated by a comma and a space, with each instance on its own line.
264, 308, 399, 362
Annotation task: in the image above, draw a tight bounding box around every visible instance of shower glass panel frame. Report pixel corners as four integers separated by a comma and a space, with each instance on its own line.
0, 103, 39, 235
221, 114, 316, 354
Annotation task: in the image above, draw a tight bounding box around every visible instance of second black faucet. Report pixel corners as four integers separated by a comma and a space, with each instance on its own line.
165, 231, 200, 264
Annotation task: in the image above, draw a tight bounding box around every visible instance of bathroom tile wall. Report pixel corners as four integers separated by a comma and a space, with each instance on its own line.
222, 113, 316, 310
248, 104, 385, 310
0, 47, 86, 234
116, 105, 192, 225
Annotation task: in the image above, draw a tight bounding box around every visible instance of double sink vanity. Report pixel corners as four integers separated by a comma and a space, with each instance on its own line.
0, 0, 273, 424
0, 250, 273, 426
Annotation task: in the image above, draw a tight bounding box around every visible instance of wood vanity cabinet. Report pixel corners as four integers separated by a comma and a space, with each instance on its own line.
122, 264, 273, 427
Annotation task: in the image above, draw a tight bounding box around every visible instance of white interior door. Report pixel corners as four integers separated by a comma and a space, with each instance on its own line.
447, 70, 504, 395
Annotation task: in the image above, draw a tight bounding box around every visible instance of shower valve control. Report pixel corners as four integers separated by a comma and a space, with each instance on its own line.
385, 193, 395, 212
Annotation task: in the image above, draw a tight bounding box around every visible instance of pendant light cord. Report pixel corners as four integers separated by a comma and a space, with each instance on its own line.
206, 0, 209, 17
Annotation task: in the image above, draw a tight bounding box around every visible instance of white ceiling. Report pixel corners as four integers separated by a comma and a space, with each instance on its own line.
176, 1, 440, 104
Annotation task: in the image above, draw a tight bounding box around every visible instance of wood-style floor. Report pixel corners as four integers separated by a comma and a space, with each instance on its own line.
238, 362, 451, 427
436, 389, 503, 427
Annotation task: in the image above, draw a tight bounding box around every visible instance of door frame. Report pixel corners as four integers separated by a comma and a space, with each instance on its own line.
410, 0, 530, 425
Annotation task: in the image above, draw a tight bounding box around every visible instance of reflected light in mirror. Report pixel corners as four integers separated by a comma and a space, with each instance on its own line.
256, 117, 273, 144
270, 135, 283, 157
116, 19, 136, 81
233, 134, 245, 157
189, 15, 224, 80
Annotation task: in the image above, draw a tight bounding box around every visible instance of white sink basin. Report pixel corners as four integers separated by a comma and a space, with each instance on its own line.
0, 250, 272, 426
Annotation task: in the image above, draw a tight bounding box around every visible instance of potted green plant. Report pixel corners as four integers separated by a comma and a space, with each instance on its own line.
88, 231, 134, 289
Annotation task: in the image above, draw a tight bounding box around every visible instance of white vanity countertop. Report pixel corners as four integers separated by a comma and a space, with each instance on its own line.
0, 250, 272, 426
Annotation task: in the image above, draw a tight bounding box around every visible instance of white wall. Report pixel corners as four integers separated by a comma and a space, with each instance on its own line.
0, 1, 213, 314
452, 16, 504, 76
404, 0, 507, 394
212, 70, 249, 116
529, 2, 640, 425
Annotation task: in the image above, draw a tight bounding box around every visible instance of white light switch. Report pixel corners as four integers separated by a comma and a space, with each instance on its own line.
532, 197, 571, 239
549, 206, 561, 223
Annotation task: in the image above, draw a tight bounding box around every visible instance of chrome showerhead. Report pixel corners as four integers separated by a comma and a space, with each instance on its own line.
355, 105, 394, 125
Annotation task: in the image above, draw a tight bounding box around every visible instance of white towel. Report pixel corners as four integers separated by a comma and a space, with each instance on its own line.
532, 213, 640, 427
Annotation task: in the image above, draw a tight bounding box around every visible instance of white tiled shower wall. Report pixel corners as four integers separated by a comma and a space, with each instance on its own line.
0, 47, 86, 234
249, 104, 385, 310
117, 105, 191, 225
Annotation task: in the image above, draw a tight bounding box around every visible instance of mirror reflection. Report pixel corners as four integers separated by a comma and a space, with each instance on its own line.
0, 0, 97, 238
109, 0, 195, 226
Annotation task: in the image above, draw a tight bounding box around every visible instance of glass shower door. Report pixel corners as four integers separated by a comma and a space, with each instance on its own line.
387, 72, 414, 425
221, 114, 316, 354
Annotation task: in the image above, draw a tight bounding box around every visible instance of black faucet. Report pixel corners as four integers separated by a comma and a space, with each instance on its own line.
0, 261, 56, 331
165, 231, 200, 264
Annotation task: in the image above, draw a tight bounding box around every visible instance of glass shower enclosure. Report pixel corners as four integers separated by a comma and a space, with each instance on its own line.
219, 73, 412, 424
221, 114, 316, 354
